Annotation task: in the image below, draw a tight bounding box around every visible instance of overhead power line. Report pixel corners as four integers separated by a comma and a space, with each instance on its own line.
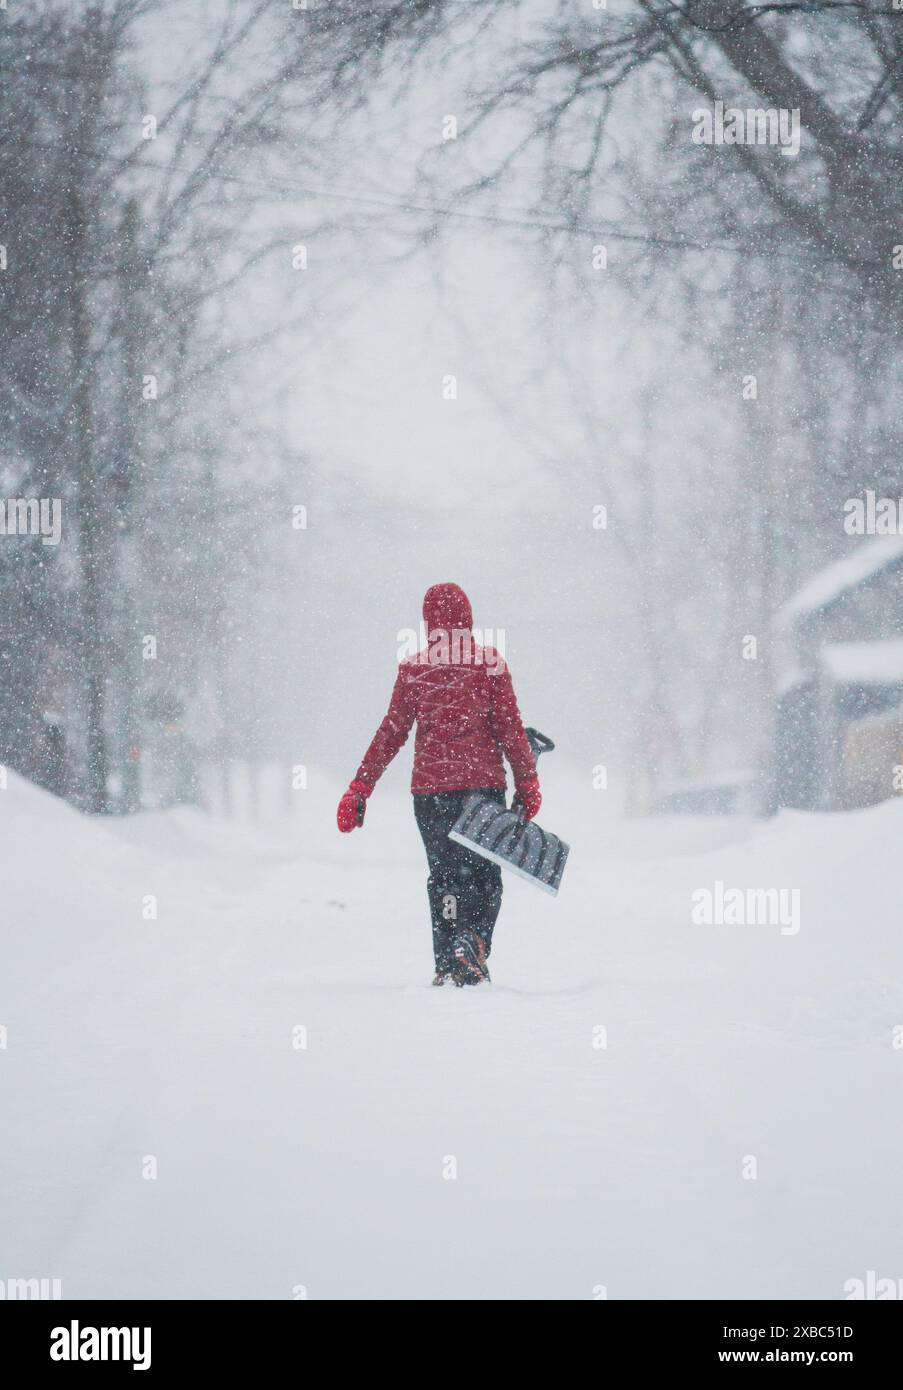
2, 133, 886, 268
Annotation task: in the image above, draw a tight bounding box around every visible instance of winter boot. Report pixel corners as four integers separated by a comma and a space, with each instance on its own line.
452, 929, 490, 987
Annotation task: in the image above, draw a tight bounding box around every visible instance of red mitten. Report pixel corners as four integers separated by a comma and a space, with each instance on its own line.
514, 775, 541, 822
336, 780, 371, 833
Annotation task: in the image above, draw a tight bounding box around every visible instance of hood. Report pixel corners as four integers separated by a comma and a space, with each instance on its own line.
422, 582, 473, 634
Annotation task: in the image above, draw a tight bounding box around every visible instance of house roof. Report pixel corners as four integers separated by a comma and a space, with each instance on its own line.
819, 638, 903, 686
774, 535, 903, 631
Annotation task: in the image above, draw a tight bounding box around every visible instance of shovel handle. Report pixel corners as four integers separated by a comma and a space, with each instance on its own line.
524, 727, 555, 761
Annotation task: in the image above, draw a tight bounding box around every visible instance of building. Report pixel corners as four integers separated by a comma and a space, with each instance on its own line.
773, 536, 903, 809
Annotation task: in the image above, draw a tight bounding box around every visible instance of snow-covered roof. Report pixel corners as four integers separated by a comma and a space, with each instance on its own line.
819, 638, 903, 686
774, 536, 903, 631
775, 664, 812, 697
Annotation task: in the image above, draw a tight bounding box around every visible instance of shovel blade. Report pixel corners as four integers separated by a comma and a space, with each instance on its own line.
448, 793, 569, 896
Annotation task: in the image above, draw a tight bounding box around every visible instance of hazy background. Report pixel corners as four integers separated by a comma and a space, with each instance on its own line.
1, 0, 899, 819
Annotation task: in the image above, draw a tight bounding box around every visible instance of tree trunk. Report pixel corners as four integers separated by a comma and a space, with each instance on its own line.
116, 199, 143, 814
68, 185, 110, 814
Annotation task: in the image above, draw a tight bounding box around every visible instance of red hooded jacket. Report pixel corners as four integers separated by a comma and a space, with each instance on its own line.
354, 583, 537, 796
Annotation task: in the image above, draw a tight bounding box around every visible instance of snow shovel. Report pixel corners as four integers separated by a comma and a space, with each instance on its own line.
448, 728, 570, 896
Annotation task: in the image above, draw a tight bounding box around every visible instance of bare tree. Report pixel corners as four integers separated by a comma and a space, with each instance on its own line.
0, 0, 397, 809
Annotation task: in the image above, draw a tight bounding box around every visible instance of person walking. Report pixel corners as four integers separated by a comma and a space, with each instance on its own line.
336, 583, 541, 986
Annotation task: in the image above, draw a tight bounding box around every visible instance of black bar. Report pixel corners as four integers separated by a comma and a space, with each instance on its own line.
1, 1299, 901, 1373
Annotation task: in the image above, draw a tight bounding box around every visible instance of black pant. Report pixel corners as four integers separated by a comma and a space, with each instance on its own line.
413, 788, 505, 974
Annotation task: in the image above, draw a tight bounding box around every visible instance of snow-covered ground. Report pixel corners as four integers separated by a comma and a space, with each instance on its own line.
2, 772, 902, 1300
